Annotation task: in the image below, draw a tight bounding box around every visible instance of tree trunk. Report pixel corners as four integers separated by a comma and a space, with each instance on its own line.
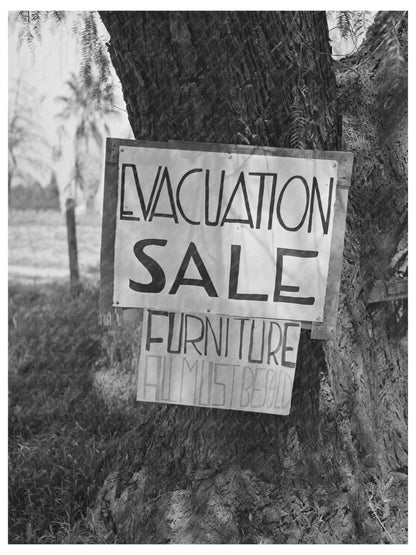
93, 11, 407, 543
65, 198, 81, 296
8, 171, 12, 206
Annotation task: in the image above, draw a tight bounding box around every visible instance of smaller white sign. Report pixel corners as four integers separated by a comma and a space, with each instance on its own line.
137, 309, 301, 415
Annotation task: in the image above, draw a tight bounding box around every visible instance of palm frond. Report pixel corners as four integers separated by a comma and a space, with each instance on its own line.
337, 11, 354, 40
289, 94, 307, 150
366, 12, 407, 109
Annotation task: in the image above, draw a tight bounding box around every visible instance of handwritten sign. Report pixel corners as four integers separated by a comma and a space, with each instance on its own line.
137, 309, 301, 415
113, 144, 338, 322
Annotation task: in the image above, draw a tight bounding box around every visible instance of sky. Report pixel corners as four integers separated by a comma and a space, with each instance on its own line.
8, 12, 133, 210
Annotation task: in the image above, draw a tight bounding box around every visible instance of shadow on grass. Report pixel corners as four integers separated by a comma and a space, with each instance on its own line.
8, 281, 140, 544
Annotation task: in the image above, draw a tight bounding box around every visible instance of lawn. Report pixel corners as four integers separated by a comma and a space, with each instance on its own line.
8, 280, 143, 543
8, 210, 102, 281
8, 209, 144, 542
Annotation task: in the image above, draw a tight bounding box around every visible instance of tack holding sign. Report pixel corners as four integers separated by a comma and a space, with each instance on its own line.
111, 143, 343, 322
138, 309, 301, 415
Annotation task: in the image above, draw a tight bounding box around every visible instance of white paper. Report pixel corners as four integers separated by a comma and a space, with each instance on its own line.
137, 309, 301, 415
113, 146, 337, 322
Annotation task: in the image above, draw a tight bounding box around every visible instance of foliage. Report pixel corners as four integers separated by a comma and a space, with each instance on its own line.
14, 11, 112, 90
12, 10, 407, 161
335, 11, 372, 42
330, 11, 407, 130
8, 77, 51, 194
9, 175, 60, 211
13, 10, 407, 112
56, 72, 115, 150
8, 283, 138, 543
55, 71, 118, 201
363, 11, 407, 112
73, 11, 112, 93
13, 10, 66, 48
11, 11, 120, 208
9, 10, 407, 545
289, 94, 307, 150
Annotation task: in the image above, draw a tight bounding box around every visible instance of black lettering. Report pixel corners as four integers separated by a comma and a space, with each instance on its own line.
149, 166, 178, 222
176, 168, 203, 225
267, 321, 282, 365
307, 177, 334, 235
120, 163, 161, 221
204, 316, 222, 357
248, 172, 277, 230
276, 175, 310, 231
184, 314, 204, 355
225, 317, 230, 357
205, 169, 225, 226
248, 319, 265, 364
234, 317, 250, 360
273, 247, 318, 304
220, 171, 254, 227
268, 174, 277, 230
229, 245, 268, 301
167, 312, 184, 354
130, 239, 167, 293
256, 176, 264, 229
282, 322, 299, 368
145, 310, 169, 350
169, 242, 218, 297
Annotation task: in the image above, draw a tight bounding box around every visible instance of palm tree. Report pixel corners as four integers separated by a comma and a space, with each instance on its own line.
55, 71, 118, 203
54, 71, 119, 294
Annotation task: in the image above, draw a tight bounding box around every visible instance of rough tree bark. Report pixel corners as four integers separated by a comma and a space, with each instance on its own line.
92, 12, 407, 543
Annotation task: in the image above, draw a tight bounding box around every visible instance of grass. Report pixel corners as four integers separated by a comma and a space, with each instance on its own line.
8, 210, 102, 278
8, 284, 407, 544
8, 209, 407, 544
8, 281, 139, 544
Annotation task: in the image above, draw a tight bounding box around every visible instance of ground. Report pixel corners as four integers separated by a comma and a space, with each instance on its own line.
8, 209, 407, 544
8, 209, 140, 543
8, 210, 101, 283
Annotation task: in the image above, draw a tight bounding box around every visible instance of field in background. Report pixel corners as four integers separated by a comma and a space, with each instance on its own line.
9, 210, 102, 283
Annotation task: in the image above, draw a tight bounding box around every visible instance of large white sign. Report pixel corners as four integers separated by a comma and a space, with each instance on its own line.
113, 145, 338, 321
138, 309, 301, 415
